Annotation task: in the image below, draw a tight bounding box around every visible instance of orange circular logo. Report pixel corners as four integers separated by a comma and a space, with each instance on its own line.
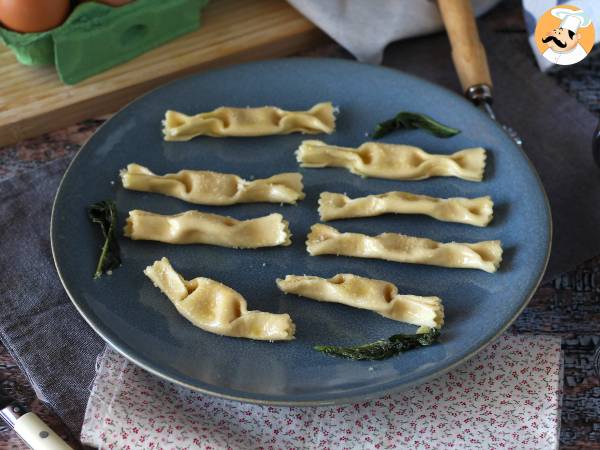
534, 5, 595, 66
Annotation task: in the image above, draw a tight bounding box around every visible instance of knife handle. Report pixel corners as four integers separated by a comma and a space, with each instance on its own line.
1, 406, 73, 450
437, 0, 493, 93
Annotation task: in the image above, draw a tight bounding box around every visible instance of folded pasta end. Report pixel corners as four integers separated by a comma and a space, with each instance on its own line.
282, 316, 296, 341
306, 223, 339, 255
296, 140, 332, 168
272, 317, 296, 341
275, 275, 307, 293
454, 147, 487, 182
119, 168, 129, 187
295, 173, 306, 202
259, 172, 305, 204
275, 277, 285, 291
143, 257, 189, 303
162, 110, 193, 142
123, 215, 134, 238
305, 102, 337, 135
317, 192, 349, 221
481, 196, 495, 227
384, 294, 445, 328
230, 310, 296, 341
280, 218, 293, 247
492, 241, 503, 272
476, 240, 503, 273
120, 163, 156, 190
475, 148, 487, 182
317, 194, 327, 221
435, 307, 445, 329
295, 144, 307, 164
122, 209, 149, 240
432, 298, 445, 328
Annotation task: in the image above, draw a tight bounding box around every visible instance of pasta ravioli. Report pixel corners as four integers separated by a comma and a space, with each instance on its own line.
163, 102, 336, 141
297, 140, 486, 181
124, 210, 291, 248
121, 163, 305, 205
319, 191, 493, 226
277, 274, 444, 328
306, 224, 502, 272
145, 258, 295, 340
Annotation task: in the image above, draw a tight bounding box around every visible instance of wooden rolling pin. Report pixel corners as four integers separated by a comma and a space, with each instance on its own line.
438, 0, 524, 147
437, 0, 492, 94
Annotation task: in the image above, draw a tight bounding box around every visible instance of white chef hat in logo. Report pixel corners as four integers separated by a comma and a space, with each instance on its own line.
551, 7, 592, 33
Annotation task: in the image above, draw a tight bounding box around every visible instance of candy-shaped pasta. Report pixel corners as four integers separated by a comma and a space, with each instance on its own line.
306, 224, 502, 273
163, 102, 336, 141
297, 140, 486, 181
121, 163, 305, 205
318, 191, 493, 226
125, 210, 291, 248
145, 258, 295, 340
277, 274, 444, 328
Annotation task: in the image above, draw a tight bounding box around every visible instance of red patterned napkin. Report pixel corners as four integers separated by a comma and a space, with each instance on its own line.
81, 334, 562, 450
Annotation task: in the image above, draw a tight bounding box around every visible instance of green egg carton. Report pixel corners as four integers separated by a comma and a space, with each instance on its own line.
0, 0, 209, 84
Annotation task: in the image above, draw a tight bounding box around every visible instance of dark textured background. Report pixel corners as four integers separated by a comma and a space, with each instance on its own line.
1, 1, 599, 449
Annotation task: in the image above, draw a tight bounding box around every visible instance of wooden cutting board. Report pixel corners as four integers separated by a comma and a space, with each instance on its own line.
0, 0, 327, 147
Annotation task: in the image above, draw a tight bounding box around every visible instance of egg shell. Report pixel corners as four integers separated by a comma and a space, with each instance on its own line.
0, 0, 71, 33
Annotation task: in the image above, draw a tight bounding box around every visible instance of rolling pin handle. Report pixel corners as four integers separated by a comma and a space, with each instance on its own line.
437, 0, 493, 93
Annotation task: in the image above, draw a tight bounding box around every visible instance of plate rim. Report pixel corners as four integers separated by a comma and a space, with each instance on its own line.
50, 57, 553, 406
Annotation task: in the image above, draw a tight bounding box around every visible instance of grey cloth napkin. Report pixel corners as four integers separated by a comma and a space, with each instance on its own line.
0, 18, 599, 440
0, 158, 104, 434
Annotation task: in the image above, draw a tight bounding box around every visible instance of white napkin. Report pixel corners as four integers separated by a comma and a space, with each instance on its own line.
286, 0, 501, 64
81, 334, 562, 450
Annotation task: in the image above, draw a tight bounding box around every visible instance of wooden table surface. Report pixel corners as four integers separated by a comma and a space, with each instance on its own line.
1, 1, 600, 449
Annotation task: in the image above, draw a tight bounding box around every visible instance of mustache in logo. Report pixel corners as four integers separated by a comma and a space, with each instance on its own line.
542, 35, 567, 48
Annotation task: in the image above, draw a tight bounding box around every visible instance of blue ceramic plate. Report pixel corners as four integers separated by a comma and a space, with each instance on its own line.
51, 58, 551, 404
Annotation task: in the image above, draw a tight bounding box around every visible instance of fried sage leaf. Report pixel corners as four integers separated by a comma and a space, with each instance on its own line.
88, 200, 121, 279
373, 112, 461, 139
314, 327, 440, 360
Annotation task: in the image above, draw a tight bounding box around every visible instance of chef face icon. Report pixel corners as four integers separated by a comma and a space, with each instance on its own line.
535, 6, 595, 66
542, 27, 580, 53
